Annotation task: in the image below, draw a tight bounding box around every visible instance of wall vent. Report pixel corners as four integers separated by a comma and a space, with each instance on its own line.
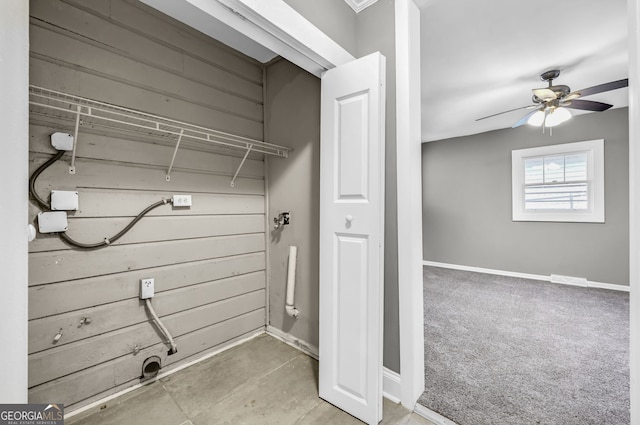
550, 274, 588, 287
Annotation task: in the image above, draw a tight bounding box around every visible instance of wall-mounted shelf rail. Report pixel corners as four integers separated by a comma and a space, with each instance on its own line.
29, 86, 290, 185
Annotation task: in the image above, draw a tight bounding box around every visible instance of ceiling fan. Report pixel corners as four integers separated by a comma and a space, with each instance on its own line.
477, 69, 628, 129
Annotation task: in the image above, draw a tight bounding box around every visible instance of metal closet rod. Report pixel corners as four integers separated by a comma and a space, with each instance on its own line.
28, 85, 290, 185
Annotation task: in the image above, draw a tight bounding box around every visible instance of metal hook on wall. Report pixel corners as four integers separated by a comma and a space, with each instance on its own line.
273, 212, 290, 230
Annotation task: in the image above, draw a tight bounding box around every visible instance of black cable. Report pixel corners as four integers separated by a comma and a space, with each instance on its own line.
29, 150, 65, 210
29, 149, 172, 250
59, 199, 169, 249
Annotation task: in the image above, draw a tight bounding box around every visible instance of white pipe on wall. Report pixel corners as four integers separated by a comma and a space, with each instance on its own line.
285, 245, 299, 318
145, 299, 177, 354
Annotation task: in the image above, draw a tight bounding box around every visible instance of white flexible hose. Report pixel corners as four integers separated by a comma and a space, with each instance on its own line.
145, 299, 177, 354
285, 245, 299, 318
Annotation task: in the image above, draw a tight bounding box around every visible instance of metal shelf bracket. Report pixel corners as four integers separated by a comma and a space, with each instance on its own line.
230, 144, 253, 188
69, 105, 82, 174
166, 129, 185, 182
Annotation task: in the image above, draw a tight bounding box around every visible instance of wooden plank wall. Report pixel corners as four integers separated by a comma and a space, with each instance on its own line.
28, 0, 267, 409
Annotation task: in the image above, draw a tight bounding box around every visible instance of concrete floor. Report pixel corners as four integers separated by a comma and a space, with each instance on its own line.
67, 334, 435, 425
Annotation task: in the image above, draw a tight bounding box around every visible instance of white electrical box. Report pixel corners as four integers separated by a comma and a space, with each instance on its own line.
37, 211, 68, 233
50, 132, 74, 151
172, 194, 192, 207
51, 190, 79, 211
140, 278, 155, 299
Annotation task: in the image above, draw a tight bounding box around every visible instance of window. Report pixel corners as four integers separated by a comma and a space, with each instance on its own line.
512, 139, 604, 222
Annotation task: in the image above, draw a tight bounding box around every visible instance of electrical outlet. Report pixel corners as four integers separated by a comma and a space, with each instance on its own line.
172, 194, 192, 207
140, 278, 155, 299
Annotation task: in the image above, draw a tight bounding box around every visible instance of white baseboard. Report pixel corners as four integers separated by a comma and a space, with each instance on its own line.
587, 280, 630, 291
423, 261, 630, 292
382, 368, 401, 403
266, 326, 402, 403
423, 260, 546, 281
413, 403, 459, 425
266, 325, 319, 359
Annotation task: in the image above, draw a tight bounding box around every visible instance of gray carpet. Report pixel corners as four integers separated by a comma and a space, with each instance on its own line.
418, 266, 630, 425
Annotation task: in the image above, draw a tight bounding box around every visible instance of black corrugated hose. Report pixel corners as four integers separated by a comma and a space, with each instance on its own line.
30, 150, 172, 249
29, 150, 65, 210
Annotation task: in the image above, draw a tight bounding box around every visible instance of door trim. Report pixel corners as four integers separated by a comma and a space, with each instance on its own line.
394, 0, 424, 409
628, 1, 639, 422
0, 0, 30, 403
139, 0, 355, 77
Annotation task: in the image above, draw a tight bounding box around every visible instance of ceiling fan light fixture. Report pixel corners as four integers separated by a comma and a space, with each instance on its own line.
527, 110, 546, 126
526, 107, 572, 128
545, 107, 572, 127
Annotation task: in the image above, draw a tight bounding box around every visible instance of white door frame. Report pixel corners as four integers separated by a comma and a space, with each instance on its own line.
139, 0, 355, 77
1, 0, 30, 403
176, 0, 426, 410
148, 0, 426, 409
627, 1, 639, 423
394, 0, 425, 409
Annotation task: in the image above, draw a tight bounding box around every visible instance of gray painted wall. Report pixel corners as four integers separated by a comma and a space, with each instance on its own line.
265, 59, 321, 350
422, 107, 630, 285
355, 0, 400, 373
268, 0, 402, 373
29, 0, 266, 410
283, 0, 357, 56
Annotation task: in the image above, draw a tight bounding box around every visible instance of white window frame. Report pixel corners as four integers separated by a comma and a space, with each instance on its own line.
512, 139, 605, 223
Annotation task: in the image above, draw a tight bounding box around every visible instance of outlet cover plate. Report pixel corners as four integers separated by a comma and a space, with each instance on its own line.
140, 278, 155, 299
173, 194, 192, 207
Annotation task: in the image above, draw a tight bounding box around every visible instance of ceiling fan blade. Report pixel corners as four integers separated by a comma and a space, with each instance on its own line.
476, 105, 537, 121
532, 88, 557, 101
570, 78, 628, 98
563, 99, 613, 112
562, 93, 581, 101
512, 108, 541, 128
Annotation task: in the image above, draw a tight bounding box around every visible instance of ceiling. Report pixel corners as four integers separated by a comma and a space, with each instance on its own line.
419, 0, 629, 142
145, 0, 629, 143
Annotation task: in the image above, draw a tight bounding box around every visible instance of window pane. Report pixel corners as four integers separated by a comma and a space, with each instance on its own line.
564, 152, 588, 182
543, 155, 565, 183
525, 182, 588, 210
524, 157, 543, 184
512, 139, 603, 222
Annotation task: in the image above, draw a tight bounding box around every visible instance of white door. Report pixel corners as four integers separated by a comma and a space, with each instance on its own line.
319, 52, 386, 425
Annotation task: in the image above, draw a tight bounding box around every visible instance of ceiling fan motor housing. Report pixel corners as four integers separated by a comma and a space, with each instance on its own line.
540, 69, 561, 82
549, 85, 570, 96
533, 85, 571, 103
